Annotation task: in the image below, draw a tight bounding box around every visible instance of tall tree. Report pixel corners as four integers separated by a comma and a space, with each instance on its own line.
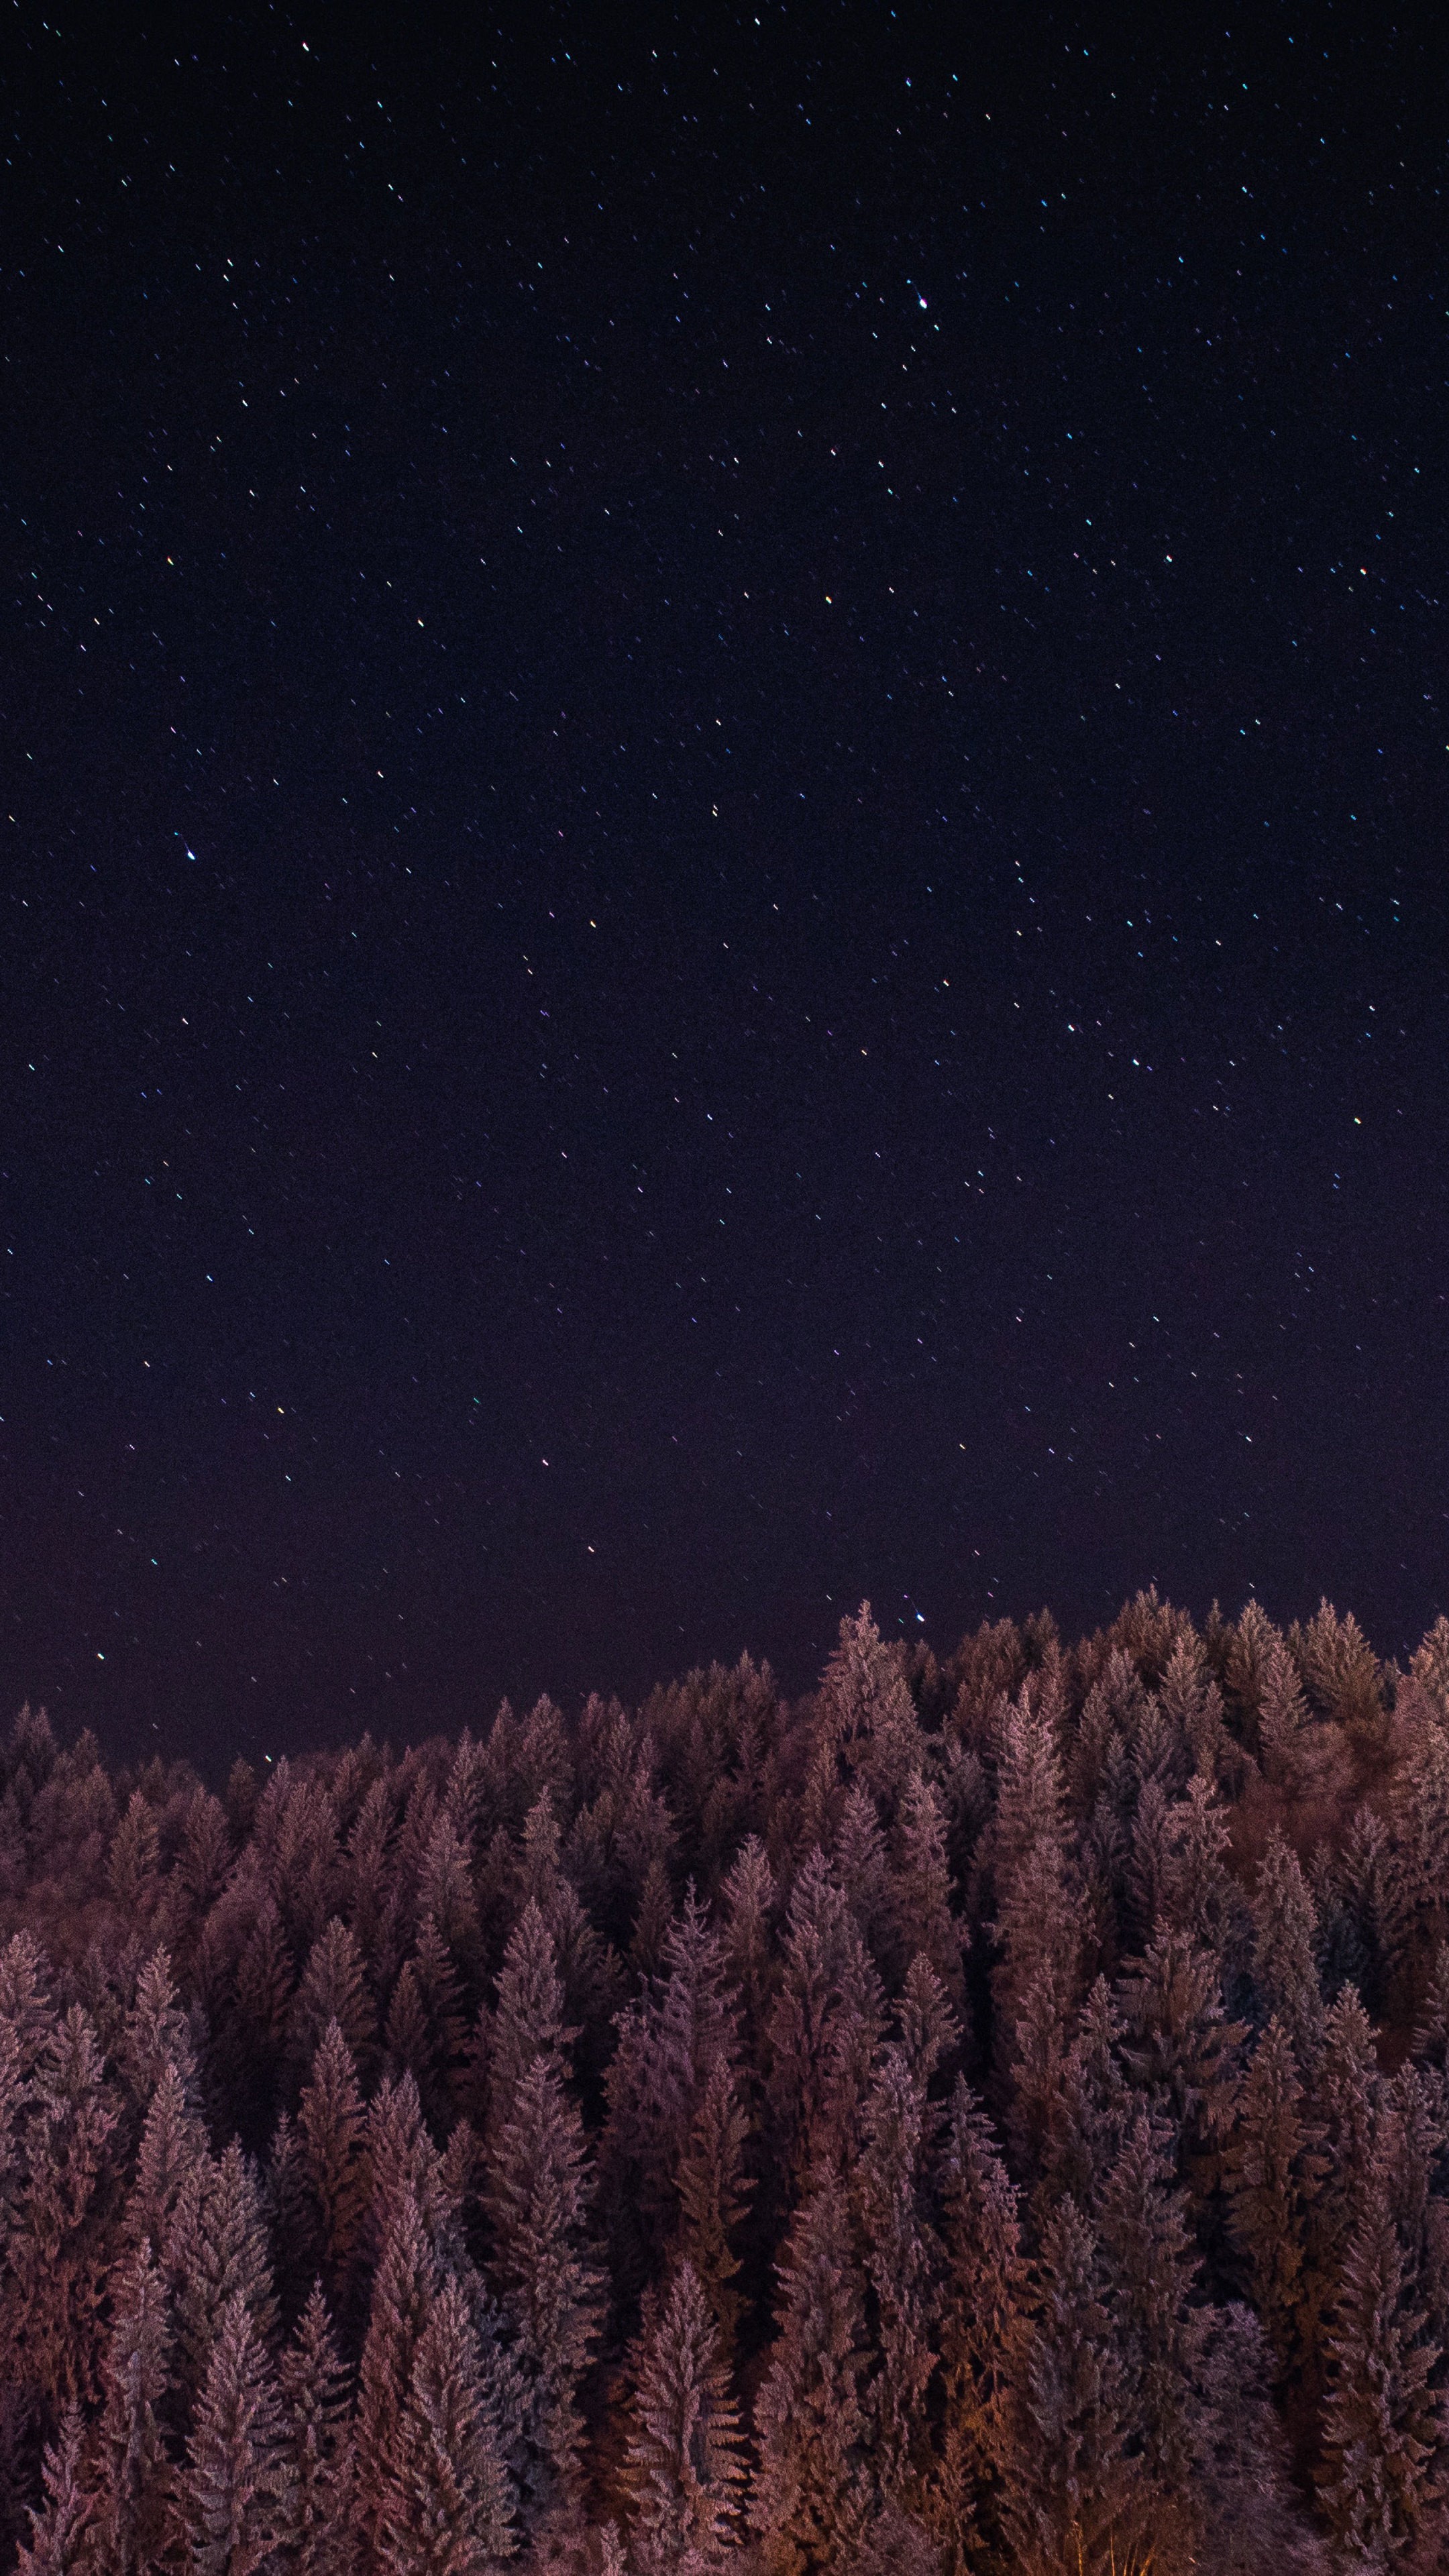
751, 2169, 870, 2575
15, 2406, 89, 2576
176, 2291, 292, 2576
87, 2237, 177, 2576
625, 2261, 745, 2575
279, 2284, 354, 2576
377, 2273, 517, 2575
484, 2049, 604, 2522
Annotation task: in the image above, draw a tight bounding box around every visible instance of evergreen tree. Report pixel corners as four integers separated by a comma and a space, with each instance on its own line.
130, 2059, 209, 2262
170, 2141, 278, 2420
1318, 2192, 1447, 2565
378, 2273, 517, 2575
488, 1902, 570, 2141
1117, 1926, 1246, 2254
288, 1919, 378, 2094
297, 2018, 370, 2292
1226, 2017, 1326, 2387
625, 2261, 745, 2575
278, 2284, 354, 2576
9, 2002, 117, 2407
675, 2055, 753, 2355
856, 2043, 938, 2513
355, 2185, 438, 2569
1003, 2194, 1135, 2576
88, 2236, 177, 2576
484, 2047, 604, 2518
1095, 2110, 1208, 2554
928, 2082, 1025, 2576
15, 2405, 89, 2576
176, 2291, 292, 2576
1251, 1831, 1324, 2072
752, 2169, 870, 2574
888, 1774, 965, 2012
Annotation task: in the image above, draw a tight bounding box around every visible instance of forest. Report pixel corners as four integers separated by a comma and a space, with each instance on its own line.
2, 1589, 1449, 2574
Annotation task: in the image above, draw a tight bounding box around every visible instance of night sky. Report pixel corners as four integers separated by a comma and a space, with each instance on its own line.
5, 7, 1447, 1776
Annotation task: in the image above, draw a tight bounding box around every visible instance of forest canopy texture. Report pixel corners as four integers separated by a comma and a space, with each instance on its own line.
3, 1591, 1449, 2573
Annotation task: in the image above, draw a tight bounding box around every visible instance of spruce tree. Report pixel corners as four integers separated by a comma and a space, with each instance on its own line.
1002, 2194, 1135, 2576
287, 1919, 378, 2096
1226, 2016, 1326, 2387
1318, 2191, 1447, 2564
675, 2054, 753, 2355
378, 2273, 517, 2575
15, 2404, 89, 2576
170, 2141, 278, 2420
177, 2290, 292, 2576
625, 2261, 745, 2575
484, 2047, 604, 2519
856, 2043, 938, 2513
88, 2236, 177, 2576
297, 2017, 370, 2294
355, 2185, 438, 2569
279, 2284, 354, 2576
928, 2082, 1024, 2575
1250, 1831, 1324, 2072
1095, 2110, 1208, 2553
751, 2168, 870, 2574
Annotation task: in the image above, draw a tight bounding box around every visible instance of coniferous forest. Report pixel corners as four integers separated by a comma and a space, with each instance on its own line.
4, 1595, 1449, 2572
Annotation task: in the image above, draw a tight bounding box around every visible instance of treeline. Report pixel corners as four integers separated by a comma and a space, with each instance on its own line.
3, 1591, 1449, 2572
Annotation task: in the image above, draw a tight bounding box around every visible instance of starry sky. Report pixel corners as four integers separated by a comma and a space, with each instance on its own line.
5, 7, 1447, 1773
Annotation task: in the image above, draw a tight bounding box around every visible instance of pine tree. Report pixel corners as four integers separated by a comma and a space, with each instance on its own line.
484, 2048, 604, 2518
856, 2043, 938, 2512
888, 1774, 965, 2012
129, 2059, 209, 2262
88, 2236, 177, 2576
989, 1677, 1080, 2140
751, 2167, 870, 2574
488, 1902, 570, 2142
177, 2290, 292, 2576
1305, 1982, 1382, 2380
816, 1604, 922, 1811
625, 2261, 745, 2575
1095, 2110, 1208, 2553
1226, 2017, 1326, 2387
928, 2082, 1024, 2576
1318, 2190, 1447, 2564
288, 1919, 377, 2094
1002, 2194, 1135, 2576
278, 2283, 354, 2576
355, 2185, 438, 2568
1257, 1638, 1324, 1794
170, 2141, 278, 2420
378, 2273, 517, 2575
1250, 1831, 1324, 2072
1116, 1926, 1246, 2251
1039, 1975, 1132, 2217
297, 2018, 370, 2301
9, 2002, 117, 2407
15, 2404, 90, 2575
676, 2055, 753, 2355
766, 1851, 883, 2194
119, 1947, 200, 2119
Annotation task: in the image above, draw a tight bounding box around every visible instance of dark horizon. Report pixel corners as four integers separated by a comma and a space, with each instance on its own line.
5, 7, 1446, 1778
